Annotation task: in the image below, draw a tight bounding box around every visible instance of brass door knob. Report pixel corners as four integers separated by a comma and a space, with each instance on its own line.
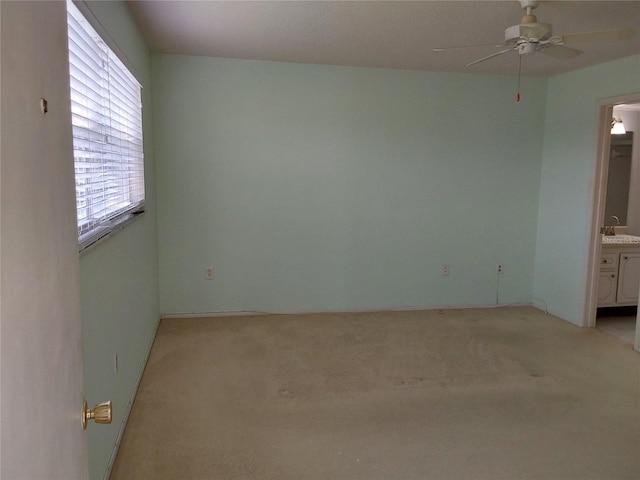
82, 400, 112, 430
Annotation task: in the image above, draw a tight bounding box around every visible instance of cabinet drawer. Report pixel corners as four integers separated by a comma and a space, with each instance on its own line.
599, 252, 619, 270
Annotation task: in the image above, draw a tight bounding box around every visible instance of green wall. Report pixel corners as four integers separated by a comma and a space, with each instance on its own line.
533, 54, 640, 324
76, 2, 159, 479
153, 55, 547, 315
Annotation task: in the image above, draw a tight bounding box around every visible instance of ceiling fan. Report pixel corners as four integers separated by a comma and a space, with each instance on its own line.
433, 0, 634, 67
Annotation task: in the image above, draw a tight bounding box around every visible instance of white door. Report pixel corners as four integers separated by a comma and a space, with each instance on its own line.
1, 1, 88, 478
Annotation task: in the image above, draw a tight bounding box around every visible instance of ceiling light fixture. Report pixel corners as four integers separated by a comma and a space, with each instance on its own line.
611, 117, 626, 135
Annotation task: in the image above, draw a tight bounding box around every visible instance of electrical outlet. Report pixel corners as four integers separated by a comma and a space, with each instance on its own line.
204, 266, 214, 280
497, 264, 504, 274
442, 264, 449, 276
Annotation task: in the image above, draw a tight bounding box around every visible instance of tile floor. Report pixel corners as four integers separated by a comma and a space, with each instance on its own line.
596, 307, 637, 345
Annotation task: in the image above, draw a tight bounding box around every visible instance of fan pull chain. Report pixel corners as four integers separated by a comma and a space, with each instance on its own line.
516, 54, 522, 102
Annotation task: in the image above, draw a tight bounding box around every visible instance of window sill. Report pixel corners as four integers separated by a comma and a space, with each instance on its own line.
79, 209, 146, 255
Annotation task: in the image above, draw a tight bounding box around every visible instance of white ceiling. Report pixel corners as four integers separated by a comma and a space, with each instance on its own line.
127, 1, 640, 77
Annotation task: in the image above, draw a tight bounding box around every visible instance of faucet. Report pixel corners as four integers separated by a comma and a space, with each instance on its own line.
603, 216, 620, 236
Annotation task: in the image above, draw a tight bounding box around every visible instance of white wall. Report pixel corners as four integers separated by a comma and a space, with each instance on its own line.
1, 1, 88, 477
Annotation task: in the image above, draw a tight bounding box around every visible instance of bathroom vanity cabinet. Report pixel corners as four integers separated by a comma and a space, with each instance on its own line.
598, 240, 640, 307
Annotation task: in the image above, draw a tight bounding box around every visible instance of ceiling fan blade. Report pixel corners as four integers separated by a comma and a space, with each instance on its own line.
467, 47, 517, 66
433, 42, 505, 52
541, 44, 583, 60
560, 27, 634, 44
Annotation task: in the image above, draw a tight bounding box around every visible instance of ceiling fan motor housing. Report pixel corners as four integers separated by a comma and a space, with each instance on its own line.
510, 0, 551, 50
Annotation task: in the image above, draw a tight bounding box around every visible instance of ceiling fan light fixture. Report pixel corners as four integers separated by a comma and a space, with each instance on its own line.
611, 117, 626, 135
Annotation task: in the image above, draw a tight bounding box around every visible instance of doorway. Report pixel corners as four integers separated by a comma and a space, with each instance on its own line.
585, 93, 640, 351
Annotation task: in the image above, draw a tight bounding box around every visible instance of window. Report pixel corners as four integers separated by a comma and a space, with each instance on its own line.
67, 0, 145, 251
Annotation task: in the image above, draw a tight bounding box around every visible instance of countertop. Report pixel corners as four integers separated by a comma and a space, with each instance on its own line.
602, 234, 640, 246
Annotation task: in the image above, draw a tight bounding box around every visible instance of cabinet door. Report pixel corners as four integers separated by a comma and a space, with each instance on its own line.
598, 270, 618, 306
617, 253, 640, 304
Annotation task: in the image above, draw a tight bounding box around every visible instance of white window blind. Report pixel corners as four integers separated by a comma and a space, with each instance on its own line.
67, 0, 145, 250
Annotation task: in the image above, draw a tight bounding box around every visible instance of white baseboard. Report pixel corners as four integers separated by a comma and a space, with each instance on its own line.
160, 310, 273, 319
160, 301, 536, 319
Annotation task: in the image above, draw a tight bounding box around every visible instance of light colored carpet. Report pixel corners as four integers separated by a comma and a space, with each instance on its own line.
110, 306, 640, 480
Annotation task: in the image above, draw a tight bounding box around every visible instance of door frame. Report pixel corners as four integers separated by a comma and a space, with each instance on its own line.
584, 92, 640, 351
